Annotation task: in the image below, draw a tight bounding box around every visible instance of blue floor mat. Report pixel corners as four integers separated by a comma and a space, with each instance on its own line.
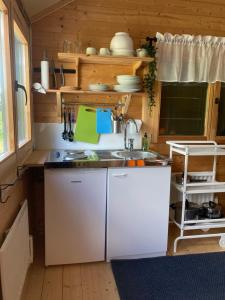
111, 252, 225, 300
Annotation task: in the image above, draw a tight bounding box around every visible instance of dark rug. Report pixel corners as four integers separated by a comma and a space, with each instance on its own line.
111, 252, 225, 300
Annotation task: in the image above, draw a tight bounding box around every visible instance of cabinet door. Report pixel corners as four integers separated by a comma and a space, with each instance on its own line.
107, 167, 171, 260
45, 168, 107, 265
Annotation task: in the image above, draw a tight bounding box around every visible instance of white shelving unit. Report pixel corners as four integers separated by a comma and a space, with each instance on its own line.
167, 141, 225, 252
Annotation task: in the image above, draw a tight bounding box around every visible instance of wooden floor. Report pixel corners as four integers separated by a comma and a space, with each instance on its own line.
21, 248, 120, 300
21, 224, 225, 300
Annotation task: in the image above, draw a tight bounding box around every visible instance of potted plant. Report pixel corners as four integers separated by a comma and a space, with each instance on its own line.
141, 37, 157, 111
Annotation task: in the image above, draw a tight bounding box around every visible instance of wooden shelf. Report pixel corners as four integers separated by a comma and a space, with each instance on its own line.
46, 89, 146, 96
58, 53, 153, 65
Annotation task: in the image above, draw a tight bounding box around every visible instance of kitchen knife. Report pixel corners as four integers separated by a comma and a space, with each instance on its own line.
60, 64, 65, 87
51, 59, 57, 89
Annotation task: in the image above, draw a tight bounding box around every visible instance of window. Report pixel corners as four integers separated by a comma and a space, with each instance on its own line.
14, 22, 31, 147
159, 82, 207, 136
0, 3, 14, 159
217, 83, 225, 136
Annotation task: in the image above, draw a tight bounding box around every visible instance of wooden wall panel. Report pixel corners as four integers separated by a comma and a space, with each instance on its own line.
31, 0, 225, 183
32, 0, 225, 123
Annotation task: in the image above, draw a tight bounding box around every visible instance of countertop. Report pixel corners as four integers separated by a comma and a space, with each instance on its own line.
24, 150, 50, 167
24, 149, 171, 168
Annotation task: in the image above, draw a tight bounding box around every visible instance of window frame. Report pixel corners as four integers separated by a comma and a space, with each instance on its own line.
151, 81, 217, 144
0, 0, 15, 162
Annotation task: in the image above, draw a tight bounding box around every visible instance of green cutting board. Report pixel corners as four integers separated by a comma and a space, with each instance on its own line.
74, 105, 99, 144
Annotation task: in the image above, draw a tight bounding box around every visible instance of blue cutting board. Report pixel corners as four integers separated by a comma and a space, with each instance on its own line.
96, 108, 112, 134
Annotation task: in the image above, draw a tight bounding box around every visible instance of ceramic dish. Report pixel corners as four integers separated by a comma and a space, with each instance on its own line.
115, 83, 141, 89
88, 83, 109, 91
113, 85, 142, 92
111, 49, 134, 56
110, 32, 134, 50
117, 75, 141, 85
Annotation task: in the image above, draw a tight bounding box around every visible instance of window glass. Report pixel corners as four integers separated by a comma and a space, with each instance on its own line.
217, 83, 225, 136
14, 22, 30, 147
159, 82, 207, 136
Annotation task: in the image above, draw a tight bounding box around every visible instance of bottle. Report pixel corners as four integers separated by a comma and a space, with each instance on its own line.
142, 132, 149, 151
41, 49, 49, 90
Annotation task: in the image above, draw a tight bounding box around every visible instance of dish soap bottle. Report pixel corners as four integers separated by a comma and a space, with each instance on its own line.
142, 132, 149, 151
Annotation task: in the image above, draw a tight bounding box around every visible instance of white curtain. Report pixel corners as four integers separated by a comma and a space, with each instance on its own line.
156, 32, 225, 83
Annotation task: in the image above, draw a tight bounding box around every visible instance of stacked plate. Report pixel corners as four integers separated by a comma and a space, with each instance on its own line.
88, 83, 109, 92
114, 75, 142, 92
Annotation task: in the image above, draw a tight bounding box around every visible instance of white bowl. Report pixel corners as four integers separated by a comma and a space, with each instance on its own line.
114, 84, 142, 93
110, 32, 134, 50
117, 75, 141, 85
88, 83, 109, 91
117, 78, 142, 85
117, 75, 140, 80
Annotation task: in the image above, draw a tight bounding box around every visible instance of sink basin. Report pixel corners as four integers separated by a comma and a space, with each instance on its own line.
111, 150, 157, 160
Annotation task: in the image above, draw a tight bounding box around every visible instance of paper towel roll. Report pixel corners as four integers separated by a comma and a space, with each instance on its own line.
41, 60, 49, 90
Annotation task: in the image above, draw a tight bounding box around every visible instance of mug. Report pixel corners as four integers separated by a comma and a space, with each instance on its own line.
136, 48, 148, 57
86, 47, 97, 55
99, 48, 110, 56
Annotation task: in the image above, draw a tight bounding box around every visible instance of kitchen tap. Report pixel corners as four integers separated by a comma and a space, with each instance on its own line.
124, 119, 138, 150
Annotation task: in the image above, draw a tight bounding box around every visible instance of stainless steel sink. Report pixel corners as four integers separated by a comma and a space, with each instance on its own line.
45, 149, 170, 168
111, 150, 157, 160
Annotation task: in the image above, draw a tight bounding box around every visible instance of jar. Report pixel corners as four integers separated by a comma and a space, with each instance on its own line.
110, 32, 134, 50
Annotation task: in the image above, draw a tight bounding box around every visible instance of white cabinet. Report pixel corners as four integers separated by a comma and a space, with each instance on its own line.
45, 168, 107, 266
107, 167, 171, 261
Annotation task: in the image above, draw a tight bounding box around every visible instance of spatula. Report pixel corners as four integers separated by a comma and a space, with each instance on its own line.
68, 109, 74, 142
62, 108, 68, 140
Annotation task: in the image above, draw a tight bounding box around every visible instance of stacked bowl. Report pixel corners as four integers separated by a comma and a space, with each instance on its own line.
114, 75, 142, 92
110, 32, 134, 56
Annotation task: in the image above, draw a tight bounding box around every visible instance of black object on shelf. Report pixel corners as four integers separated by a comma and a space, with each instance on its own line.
33, 67, 76, 74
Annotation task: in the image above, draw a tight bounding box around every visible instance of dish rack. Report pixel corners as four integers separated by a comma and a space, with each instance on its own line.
167, 141, 225, 253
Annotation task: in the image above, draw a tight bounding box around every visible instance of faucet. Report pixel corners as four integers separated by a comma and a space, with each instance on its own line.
124, 119, 138, 151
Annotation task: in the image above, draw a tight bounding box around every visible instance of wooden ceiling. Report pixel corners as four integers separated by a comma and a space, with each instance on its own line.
21, 0, 61, 17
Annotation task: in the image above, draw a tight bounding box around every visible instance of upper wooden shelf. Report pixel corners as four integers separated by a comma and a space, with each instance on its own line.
47, 89, 146, 96
58, 53, 154, 65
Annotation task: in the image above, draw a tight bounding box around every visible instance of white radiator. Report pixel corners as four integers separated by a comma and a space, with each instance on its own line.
0, 200, 33, 300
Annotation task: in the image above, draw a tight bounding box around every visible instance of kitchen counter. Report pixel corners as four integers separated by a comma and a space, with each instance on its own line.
23, 149, 170, 169
44, 149, 170, 168
24, 150, 50, 167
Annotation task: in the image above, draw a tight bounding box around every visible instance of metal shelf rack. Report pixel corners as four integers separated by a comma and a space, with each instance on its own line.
167, 141, 225, 252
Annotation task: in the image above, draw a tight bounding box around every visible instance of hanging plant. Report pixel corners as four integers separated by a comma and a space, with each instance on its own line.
141, 37, 157, 111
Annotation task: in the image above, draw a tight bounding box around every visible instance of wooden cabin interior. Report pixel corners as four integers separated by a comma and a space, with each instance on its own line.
1, 0, 225, 299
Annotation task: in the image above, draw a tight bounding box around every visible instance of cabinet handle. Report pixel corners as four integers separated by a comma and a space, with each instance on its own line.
112, 174, 128, 178
70, 180, 82, 183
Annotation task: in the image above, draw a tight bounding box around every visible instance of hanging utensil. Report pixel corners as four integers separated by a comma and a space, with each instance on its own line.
68, 108, 74, 142
62, 108, 68, 140
60, 64, 65, 87
71, 109, 75, 139
51, 59, 57, 89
